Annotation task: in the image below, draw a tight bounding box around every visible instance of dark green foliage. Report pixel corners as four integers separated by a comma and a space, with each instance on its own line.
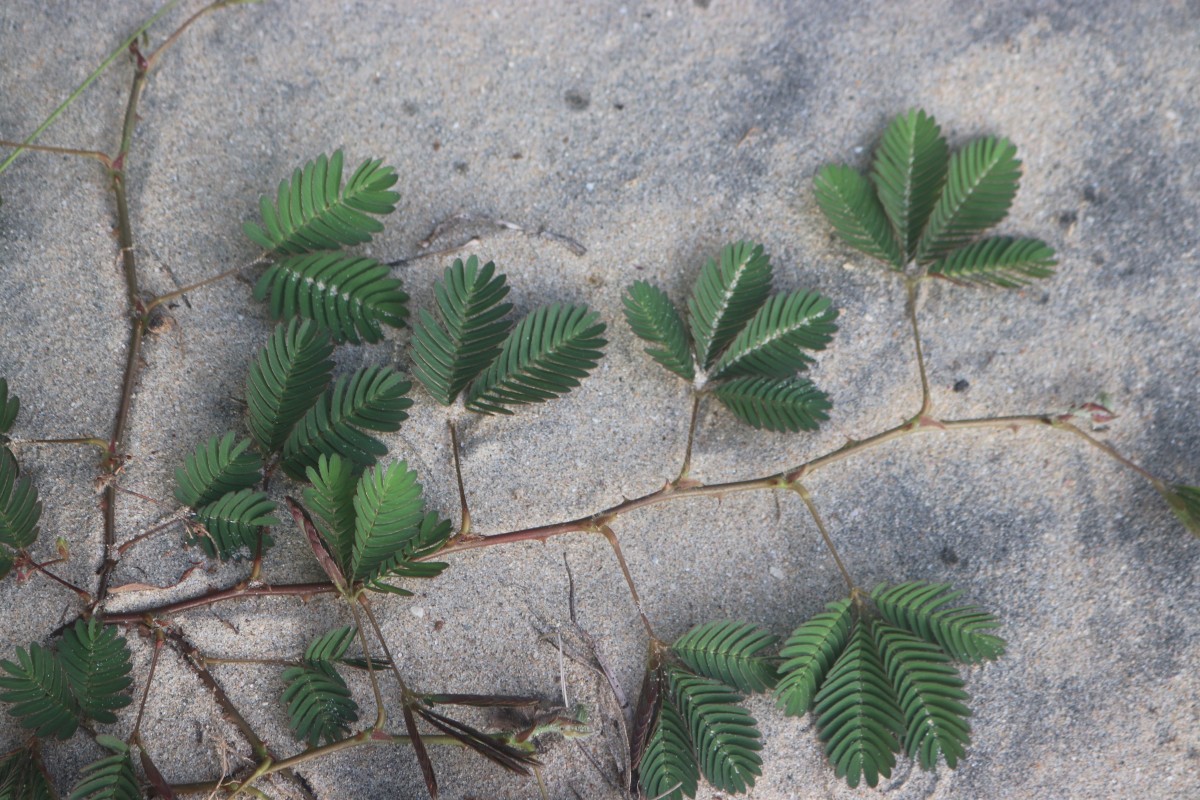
173, 432, 262, 508
622, 281, 694, 381
711, 376, 831, 433
304, 626, 357, 662
917, 137, 1021, 262
687, 242, 773, 369
0, 449, 40, 556
254, 252, 409, 344
58, 620, 132, 725
281, 628, 360, 746
872, 581, 1005, 662
776, 598, 853, 716
813, 165, 904, 269
928, 236, 1057, 287
246, 319, 335, 454
1164, 484, 1200, 537
281, 366, 412, 479
411, 256, 513, 405
68, 736, 138, 800
190, 488, 279, 560
466, 304, 607, 415
871, 109, 948, 262
637, 701, 699, 800
243, 150, 399, 255
0, 644, 79, 740
350, 459, 426, 584
709, 290, 838, 379
0, 379, 18, 436
304, 454, 358, 571
669, 669, 763, 794
364, 511, 452, 594
0, 747, 55, 800
671, 621, 778, 694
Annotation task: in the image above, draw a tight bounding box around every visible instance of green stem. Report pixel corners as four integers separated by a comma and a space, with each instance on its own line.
674, 392, 702, 484
906, 278, 932, 418
348, 599, 388, 730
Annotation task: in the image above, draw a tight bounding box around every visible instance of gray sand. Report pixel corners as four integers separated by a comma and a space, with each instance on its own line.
0, 1, 1197, 798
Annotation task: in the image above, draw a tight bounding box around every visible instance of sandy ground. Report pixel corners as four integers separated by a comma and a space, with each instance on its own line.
0, 1, 1197, 798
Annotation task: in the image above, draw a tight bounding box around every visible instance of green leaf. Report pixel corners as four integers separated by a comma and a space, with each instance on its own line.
709, 290, 838, 380
68, 736, 138, 800
189, 489, 279, 561
871, 109, 949, 262
366, 511, 453, 594
58, 620, 132, 725
872, 581, 1005, 663
0, 379, 18, 436
411, 256, 514, 405
687, 242, 773, 369
712, 376, 832, 433
0, 548, 12, 582
672, 621, 778, 694
622, 281, 695, 381
254, 253, 409, 344
350, 460, 427, 585
813, 620, 903, 789
917, 137, 1021, 263
928, 236, 1056, 287
874, 623, 972, 770
638, 700, 699, 800
305, 626, 357, 663
776, 598, 853, 716
303, 454, 358, 573
0, 746, 55, 800
0, 450, 40, 551
243, 150, 399, 255
246, 319, 335, 454
173, 432, 262, 508
813, 165, 903, 269
281, 366, 412, 479
0, 643, 79, 740
1163, 484, 1200, 537
669, 669, 762, 794
281, 661, 359, 746
465, 304, 607, 415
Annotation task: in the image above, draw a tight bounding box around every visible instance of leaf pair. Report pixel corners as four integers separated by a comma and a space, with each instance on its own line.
281, 626, 361, 746
246, 151, 408, 344
623, 242, 838, 432
815, 108, 1056, 286
774, 582, 1004, 788
411, 256, 608, 414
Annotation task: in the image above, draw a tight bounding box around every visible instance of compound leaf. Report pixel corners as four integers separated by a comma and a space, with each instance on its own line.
254, 252, 409, 344
928, 236, 1056, 287
710, 290, 838, 380
281, 366, 412, 479
622, 281, 694, 381
776, 598, 853, 716
872, 581, 1005, 663
1163, 484, 1200, 538
67, 736, 138, 800
687, 242, 773, 369
247, 319, 335, 454
672, 621, 778, 694
0, 379, 18, 436
304, 626, 357, 663
411, 256, 513, 405
813, 165, 903, 269
58, 620, 132, 726
0, 644, 78, 740
465, 304, 607, 415
303, 453, 358, 573
0, 449, 40, 551
871, 109, 949, 261
174, 432, 262, 509
712, 375, 832, 433
350, 460, 427, 585
190, 489, 279, 561
367, 511, 453, 594
243, 150, 398, 255
281, 661, 359, 747
917, 137, 1021, 263
0, 746, 55, 800
638, 700, 699, 800
669, 669, 762, 795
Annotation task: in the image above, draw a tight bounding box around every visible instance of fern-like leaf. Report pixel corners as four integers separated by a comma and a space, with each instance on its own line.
712, 376, 831, 433
875, 623, 972, 770
281, 661, 359, 747
367, 511, 453, 594
916, 137, 1021, 263
174, 432, 262, 508
247, 319, 335, 454
776, 598, 853, 716
1163, 484, 1200, 538
622, 281, 694, 381
872, 581, 1005, 662
58, 619, 132, 725
871, 109, 949, 261
254, 252, 409, 344
639, 701, 699, 800
813, 620, 903, 789
928, 236, 1056, 287
0, 449, 40, 551
190, 489, 279, 561
687, 242, 773, 369
68, 736, 138, 800
305, 626, 357, 663
465, 304, 607, 415
243, 150, 399, 255
0, 379, 18, 436
813, 165, 904, 269
0, 746, 55, 800
672, 621, 778, 694
669, 669, 763, 794
350, 460, 427, 585
411, 256, 514, 405
281, 366, 412, 479
710, 290, 838, 380
304, 454, 358, 573
0, 644, 79, 740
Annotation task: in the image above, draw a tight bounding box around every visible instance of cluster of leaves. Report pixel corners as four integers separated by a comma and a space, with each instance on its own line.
411, 256, 608, 414
633, 582, 1004, 798
0, 380, 39, 580
623, 242, 838, 432
281, 626, 362, 746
